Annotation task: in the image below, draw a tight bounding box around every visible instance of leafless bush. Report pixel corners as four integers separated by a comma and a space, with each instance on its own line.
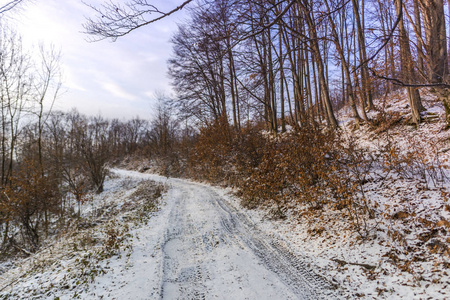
378, 136, 448, 189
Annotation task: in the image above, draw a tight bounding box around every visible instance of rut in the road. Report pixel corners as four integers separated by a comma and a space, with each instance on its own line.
213, 189, 337, 299
158, 180, 340, 299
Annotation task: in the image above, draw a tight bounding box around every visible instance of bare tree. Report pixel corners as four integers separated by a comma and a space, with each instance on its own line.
418, 0, 448, 83
34, 44, 62, 172
32, 44, 61, 234
79, 116, 111, 194
324, 0, 365, 123
0, 26, 31, 187
394, 0, 425, 124
168, 17, 228, 125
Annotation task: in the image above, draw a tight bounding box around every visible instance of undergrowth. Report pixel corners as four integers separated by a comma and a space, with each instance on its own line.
0, 178, 166, 299
160, 118, 450, 268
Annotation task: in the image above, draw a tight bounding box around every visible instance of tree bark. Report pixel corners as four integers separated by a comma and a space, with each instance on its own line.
351, 0, 374, 110
297, 0, 338, 128
395, 0, 425, 124
419, 0, 448, 83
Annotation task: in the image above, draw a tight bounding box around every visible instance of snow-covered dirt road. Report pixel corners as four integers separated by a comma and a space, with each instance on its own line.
106, 170, 340, 299
0, 169, 341, 299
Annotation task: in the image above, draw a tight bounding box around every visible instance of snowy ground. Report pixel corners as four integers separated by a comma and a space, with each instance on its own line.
284, 87, 450, 299
0, 173, 165, 299
0, 169, 339, 299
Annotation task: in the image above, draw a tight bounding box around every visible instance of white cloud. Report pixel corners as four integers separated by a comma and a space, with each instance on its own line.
99, 80, 137, 101
143, 91, 155, 99
63, 69, 87, 92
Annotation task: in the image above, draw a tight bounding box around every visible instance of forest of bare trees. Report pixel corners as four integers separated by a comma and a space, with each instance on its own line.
85, 0, 450, 129
0, 102, 170, 253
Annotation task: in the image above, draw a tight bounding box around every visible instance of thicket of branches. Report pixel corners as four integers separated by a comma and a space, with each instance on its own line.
86, 0, 450, 128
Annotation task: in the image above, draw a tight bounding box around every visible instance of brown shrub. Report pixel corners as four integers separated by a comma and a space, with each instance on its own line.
239, 124, 340, 212
3, 159, 61, 251
187, 117, 234, 182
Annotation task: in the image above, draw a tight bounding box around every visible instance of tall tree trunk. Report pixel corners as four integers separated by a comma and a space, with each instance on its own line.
267, 27, 277, 133
280, 14, 302, 126
304, 46, 314, 121
324, 0, 364, 123
419, 0, 448, 83
311, 56, 322, 123
395, 0, 425, 124
298, 0, 338, 128
351, 0, 374, 110
227, 35, 238, 130
413, 0, 424, 74
278, 22, 286, 132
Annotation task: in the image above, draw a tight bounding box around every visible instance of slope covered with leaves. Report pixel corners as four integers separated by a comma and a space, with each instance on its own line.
266, 88, 450, 298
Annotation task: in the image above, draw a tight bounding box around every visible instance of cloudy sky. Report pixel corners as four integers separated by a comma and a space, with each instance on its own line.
8, 0, 186, 120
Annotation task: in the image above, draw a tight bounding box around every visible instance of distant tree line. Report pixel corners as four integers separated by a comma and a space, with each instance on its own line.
0, 25, 174, 252
0, 101, 175, 253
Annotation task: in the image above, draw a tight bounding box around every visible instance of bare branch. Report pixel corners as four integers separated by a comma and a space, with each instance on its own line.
369, 67, 450, 88
83, 0, 194, 41
230, 0, 295, 48
0, 0, 26, 15
353, 0, 403, 73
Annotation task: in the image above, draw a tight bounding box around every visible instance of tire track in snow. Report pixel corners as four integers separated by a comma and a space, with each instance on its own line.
159, 187, 208, 299
154, 176, 341, 300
